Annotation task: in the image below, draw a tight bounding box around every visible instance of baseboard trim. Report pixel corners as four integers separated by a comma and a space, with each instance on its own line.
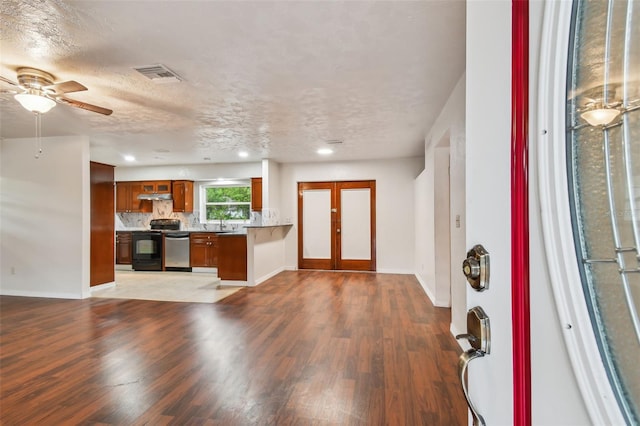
255, 267, 285, 286
377, 268, 414, 274
90, 281, 116, 292
191, 267, 218, 274
0, 289, 83, 300
450, 322, 470, 350
220, 280, 247, 287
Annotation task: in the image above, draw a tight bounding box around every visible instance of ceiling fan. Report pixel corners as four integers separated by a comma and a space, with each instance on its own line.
0, 67, 112, 115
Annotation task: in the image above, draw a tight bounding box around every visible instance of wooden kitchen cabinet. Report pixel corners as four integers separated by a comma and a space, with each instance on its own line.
218, 235, 247, 280
116, 182, 151, 213
190, 232, 218, 267
251, 177, 262, 212
116, 231, 132, 264
172, 180, 194, 213
91, 162, 115, 286
141, 180, 172, 194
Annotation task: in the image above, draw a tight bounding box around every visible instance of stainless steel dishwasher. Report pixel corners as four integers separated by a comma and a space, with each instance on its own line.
164, 232, 192, 272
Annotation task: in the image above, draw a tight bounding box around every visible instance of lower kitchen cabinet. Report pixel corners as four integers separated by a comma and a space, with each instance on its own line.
190, 232, 218, 267
116, 231, 132, 264
217, 235, 247, 281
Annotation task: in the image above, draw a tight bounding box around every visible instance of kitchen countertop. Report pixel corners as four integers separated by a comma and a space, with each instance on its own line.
244, 224, 293, 228
116, 228, 247, 235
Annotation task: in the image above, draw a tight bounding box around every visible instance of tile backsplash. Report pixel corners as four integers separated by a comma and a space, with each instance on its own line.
116, 200, 253, 231
116, 200, 205, 230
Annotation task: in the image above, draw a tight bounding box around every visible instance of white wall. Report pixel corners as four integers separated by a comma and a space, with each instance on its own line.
247, 226, 292, 286
414, 169, 434, 293
420, 74, 466, 335
262, 159, 282, 225
433, 145, 451, 307
0, 136, 91, 299
114, 162, 261, 182
280, 158, 423, 273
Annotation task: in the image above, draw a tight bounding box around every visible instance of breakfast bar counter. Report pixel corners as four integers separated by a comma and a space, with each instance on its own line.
243, 224, 293, 287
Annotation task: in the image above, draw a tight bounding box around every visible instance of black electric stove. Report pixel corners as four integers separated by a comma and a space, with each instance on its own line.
132, 219, 182, 271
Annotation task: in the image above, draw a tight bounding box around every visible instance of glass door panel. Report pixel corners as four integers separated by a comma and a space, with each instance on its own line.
567, 0, 640, 422
339, 188, 371, 260
302, 189, 332, 259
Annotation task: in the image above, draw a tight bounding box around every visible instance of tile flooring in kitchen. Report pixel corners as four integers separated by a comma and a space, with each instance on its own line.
91, 270, 242, 303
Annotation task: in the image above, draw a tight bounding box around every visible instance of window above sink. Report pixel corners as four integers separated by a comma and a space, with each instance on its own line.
199, 179, 251, 225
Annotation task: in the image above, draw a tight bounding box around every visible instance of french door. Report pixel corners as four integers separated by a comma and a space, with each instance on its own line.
297, 180, 376, 271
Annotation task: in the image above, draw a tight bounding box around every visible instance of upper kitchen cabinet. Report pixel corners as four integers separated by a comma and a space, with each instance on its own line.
251, 177, 262, 212
116, 182, 151, 213
172, 180, 194, 213
141, 180, 171, 194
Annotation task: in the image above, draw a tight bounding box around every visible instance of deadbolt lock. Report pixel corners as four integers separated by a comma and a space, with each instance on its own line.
462, 244, 489, 291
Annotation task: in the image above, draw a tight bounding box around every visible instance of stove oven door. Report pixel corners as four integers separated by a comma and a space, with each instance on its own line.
132, 231, 163, 271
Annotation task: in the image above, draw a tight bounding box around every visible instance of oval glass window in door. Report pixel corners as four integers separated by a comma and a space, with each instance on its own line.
566, 0, 640, 423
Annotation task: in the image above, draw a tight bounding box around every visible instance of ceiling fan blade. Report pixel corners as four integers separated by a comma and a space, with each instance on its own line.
0, 75, 19, 87
57, 96, 113, 116
43, 80, 87, 95
0, 89, 18, 94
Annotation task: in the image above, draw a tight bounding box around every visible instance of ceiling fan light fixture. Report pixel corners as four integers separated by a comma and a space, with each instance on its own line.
14, 93, 56, 114
580, 107, 620, 126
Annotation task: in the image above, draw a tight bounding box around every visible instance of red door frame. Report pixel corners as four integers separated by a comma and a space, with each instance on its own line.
511, 1, 531, 425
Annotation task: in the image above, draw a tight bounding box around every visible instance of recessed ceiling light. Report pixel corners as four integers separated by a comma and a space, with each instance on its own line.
317, 148, 333, 155
238, 151, 249, 158
124, 155, 136, 162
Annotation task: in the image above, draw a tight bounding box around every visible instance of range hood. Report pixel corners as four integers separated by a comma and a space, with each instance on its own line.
137, 193, 173, 201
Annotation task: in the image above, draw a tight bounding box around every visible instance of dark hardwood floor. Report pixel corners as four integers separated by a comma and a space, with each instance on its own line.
0, 271, 467, 425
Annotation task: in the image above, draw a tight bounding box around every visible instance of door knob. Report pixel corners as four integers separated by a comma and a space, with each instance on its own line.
462, 244, 490, 291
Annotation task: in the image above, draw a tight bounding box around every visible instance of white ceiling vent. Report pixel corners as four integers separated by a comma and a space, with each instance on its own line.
326, 139, 343, 145
133, 64, 182, 83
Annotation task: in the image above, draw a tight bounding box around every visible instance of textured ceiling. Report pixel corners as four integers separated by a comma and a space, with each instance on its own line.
0, 0, 465, 167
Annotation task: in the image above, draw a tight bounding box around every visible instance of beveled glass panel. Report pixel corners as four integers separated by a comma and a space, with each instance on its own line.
567, 0, 640, 422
